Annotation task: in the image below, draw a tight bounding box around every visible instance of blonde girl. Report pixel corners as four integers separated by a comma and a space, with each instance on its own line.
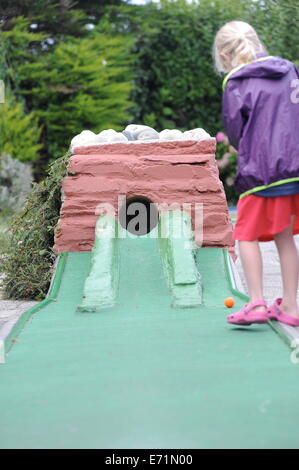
214, 21, 299, 326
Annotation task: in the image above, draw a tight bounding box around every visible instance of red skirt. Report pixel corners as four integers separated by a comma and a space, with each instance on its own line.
234, 193, 299, 242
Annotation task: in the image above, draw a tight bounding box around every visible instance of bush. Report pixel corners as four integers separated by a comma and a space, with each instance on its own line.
0, 1, 124, 37
0, 16, 46, 93
110, 0, 250, 134
0, 91, 42, 163
1, 151, 70, 300
1, 17, 135, 173
250, 0, 299, 65
0, 153, 33, 213
31, 32, 134, 162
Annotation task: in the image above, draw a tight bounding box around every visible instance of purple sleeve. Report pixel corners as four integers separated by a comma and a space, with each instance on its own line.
222, 81, 246, 150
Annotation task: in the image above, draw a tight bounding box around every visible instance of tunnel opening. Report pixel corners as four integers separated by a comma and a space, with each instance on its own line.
119, 196, 159, 236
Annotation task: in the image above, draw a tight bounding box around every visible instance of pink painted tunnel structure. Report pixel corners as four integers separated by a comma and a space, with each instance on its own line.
54, 139, 234, 256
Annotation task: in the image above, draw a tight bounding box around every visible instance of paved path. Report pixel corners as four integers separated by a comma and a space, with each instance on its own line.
0, 274, 38, 338
234, 235, 299, 305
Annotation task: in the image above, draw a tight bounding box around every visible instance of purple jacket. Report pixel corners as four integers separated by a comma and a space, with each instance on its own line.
222, 54, 299, 197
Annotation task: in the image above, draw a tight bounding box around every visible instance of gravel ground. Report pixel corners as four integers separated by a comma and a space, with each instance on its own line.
0, 273, 38, 340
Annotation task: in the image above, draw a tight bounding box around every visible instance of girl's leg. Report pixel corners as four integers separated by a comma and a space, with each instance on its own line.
238, 239, 267, 312
273, 216, 299, 318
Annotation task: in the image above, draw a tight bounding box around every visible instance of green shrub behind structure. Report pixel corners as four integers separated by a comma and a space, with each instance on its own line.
1, 152, 70, 300
251, 0, 299, 66
114, 0, 250, 134
0, 92, 42, 163
1, 17, 135, 174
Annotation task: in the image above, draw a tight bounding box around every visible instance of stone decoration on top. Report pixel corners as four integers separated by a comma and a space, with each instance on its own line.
70, 125, 212, 152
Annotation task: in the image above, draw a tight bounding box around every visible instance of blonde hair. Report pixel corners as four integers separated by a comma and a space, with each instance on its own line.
213, 21, 267, 74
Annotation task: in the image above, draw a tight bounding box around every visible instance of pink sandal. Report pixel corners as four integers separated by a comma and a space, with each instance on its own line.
268, 298, 299, 327
227, 299, 269, 325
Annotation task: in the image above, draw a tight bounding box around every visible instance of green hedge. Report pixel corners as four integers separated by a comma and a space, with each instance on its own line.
1, 17, 134, 173
111, 0, 251, 134
2, 2, 298, 172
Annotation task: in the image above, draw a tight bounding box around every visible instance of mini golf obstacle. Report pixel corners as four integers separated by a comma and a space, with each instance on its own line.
1, 131, 299, 449
54, 137, 233, 252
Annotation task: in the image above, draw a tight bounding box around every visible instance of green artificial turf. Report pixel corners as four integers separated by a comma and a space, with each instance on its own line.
0, 237, 298, 449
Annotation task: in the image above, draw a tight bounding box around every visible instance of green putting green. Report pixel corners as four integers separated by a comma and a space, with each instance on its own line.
0, 236, 299, 449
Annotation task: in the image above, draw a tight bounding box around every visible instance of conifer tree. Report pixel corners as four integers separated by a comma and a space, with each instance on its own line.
20, 31, 134, 162
0, 16, 46, 96
0, 0, 124, 36
1, 17, 134, 171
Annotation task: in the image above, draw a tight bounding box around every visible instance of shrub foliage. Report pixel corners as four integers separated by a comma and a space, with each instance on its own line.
1, 152, 70, 300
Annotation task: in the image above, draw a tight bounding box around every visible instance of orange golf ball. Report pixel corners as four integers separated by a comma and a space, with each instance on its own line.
224, 297, 235, 308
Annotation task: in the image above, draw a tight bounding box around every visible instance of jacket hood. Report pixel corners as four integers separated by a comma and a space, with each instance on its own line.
223, 55, 292, 89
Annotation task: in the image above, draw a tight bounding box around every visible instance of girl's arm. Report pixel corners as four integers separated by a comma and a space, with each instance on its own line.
222, 81, 246, 150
